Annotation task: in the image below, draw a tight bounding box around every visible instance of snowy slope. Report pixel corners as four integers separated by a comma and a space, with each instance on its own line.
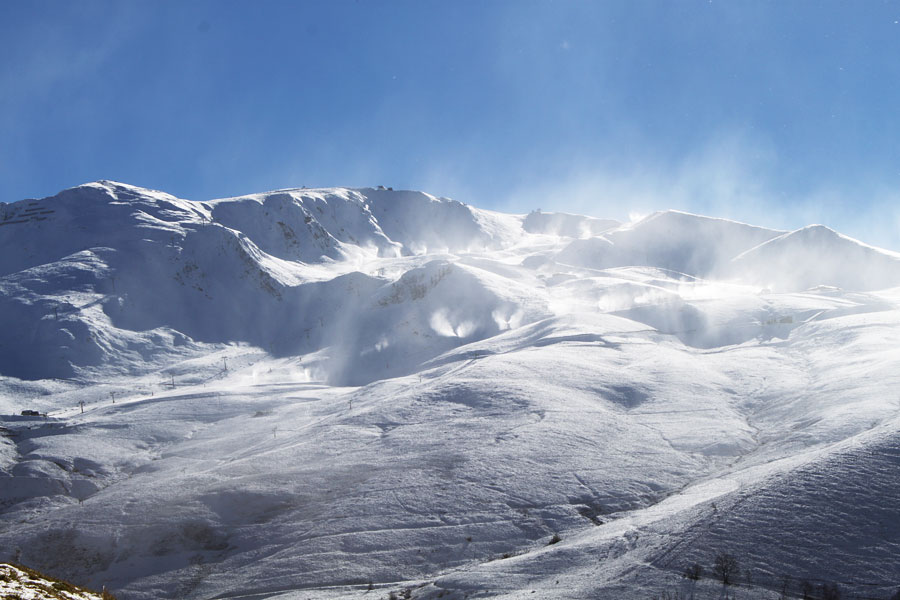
0, 182, 531, 383
555, 210, 783, 277
2, 182, 900, 600
0, 563, 109, 599
522, 210, 620, 238
731, 224, 900, 291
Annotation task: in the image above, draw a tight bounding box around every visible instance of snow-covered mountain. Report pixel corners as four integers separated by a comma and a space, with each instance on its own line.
1, 182, 899, 600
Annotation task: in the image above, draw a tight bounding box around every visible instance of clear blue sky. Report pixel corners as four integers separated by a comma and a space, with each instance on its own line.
2, 1, 900, 247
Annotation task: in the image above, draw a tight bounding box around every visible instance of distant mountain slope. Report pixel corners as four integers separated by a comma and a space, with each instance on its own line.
555, 210, 783, 277
0, 181, 208, 278
207, 188, 400, 262
731, 224, 900, 291
522, 210, 620, 237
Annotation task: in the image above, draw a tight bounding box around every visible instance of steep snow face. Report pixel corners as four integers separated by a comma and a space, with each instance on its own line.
208, 188, 401, 262
2, 182, 900, 600
363, 188, 523, 254
0, 182, 287, 379
0, 181, 209, 278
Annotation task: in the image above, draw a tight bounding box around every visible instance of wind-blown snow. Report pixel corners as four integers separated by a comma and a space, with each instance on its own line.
1, 181, 899, 600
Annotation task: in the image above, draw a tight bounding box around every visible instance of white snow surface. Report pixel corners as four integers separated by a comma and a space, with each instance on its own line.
0, 563, 106, 599
1, 181, 900, 599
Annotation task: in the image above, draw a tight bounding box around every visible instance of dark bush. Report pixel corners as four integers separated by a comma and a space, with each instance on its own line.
712, 552, 740, 585
779, 575, 792, 600
683, 563, 703, 580
821, 582, 841, 600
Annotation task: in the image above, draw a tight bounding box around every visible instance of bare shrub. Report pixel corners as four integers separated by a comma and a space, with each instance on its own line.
779, 575, 792, 600
712, 552, 740, 585
683, 563, 703, 580
821, 582, 841, 600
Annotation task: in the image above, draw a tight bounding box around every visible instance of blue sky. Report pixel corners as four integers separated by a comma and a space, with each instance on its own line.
2, 1, 900, 248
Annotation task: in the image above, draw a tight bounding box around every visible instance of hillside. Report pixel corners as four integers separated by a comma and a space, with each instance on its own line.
0, 563, 110, 599
1, 182, 899, 600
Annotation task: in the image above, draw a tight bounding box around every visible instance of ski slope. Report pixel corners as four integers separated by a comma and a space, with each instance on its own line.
1, 182, 899, 599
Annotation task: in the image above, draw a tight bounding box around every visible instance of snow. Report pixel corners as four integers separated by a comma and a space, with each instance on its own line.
2, 181, 900, 599
0, 563, 107, 599
521, 210, 620, 238
555, 209, 783, 277
732, 223, 900, 291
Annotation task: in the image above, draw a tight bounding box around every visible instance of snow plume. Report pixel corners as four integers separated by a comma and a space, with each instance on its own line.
429, 309, 477, 338
546, 274, 766, 348
731, 224, 900, 292
502, 130, 900, 254
522, 210, 619, 238
552, 210, 782, 282
500, 131, 777, 228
